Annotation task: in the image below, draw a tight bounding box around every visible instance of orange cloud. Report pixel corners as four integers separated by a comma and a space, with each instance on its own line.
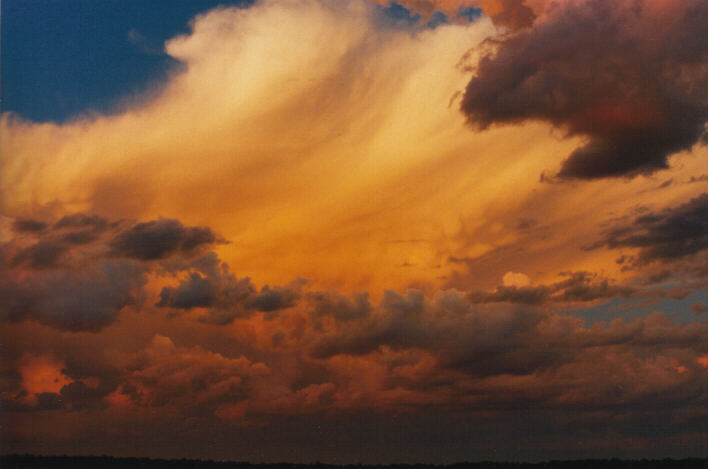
1, 1, 708, 460
19, 354, 73, 404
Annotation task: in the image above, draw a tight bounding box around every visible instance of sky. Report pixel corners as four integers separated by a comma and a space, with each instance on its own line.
1, 0, 707, 463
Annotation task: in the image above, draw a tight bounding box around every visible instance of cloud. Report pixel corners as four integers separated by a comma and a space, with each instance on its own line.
1, 214, 227, 331
461, 0, 708, 179
307, 290, 372, 321
309, 288, 708, 392
12, 218, 48, 233
109, 218, 223, 260
1, 1, 707, 457
466, 271, 636, 305
1, 259, 147, 332
502, 271, 530, 287
156, 258, 303, 323
54, 213, 111, 231
10, 239, 71, 269
118, 334, 269, 409
592, 193, 708, 264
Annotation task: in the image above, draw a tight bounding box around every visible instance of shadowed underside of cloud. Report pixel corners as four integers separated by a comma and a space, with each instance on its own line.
461, 0, 708, 179
591, 193, 708, 264
156, 253, 304, 324
2, 211, 707, 458
466, 271, 637, 305
109, 218, 224, 260
1, 214, 225, 331
1, 0, 707, 458
0, 260, 146, 332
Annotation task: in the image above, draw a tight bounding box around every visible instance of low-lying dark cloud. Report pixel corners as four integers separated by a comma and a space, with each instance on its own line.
309, 288, 708, 382
592, 193, 708, 264
10, 239, 71, 269
156, 257, 303, 323
1, 213, 228, 331
461, 0, 708, 179
109, 218, 223, 260
307, 290, 372, 322
0, 260, 146, 332
54, 213, 111, 231
12, 218, 48, 233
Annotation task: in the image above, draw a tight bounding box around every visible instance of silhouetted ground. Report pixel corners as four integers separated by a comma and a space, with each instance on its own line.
1, 455, 706, 469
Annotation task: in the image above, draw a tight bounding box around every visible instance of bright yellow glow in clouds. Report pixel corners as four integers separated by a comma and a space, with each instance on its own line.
2, 0, 706, 295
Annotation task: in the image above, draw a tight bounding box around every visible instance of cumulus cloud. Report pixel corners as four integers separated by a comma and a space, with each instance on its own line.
461, 0, 708, 179
156, 256, 303, 323
1, 214, 227, 331
117, 334, 269, 409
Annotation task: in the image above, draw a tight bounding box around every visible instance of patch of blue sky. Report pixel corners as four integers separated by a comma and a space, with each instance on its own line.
562, 289, 708, 326
375, 2, 479, 29
1, 0, 252, 123
375, 2, 448, 29
458, 6, 483, 22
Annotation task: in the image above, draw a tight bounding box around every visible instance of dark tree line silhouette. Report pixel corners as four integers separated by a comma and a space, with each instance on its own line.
1, 455, 706, 469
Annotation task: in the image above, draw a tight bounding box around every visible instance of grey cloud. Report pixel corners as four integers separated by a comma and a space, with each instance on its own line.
11, 239, 71, 269
594, 193, 708, 263
12, 218, 48, 233
0, 260, 146, 332
307, 290, 372, 321
461, 0, 708, 179
156, 260, 302, 323
109, 218, 223, 260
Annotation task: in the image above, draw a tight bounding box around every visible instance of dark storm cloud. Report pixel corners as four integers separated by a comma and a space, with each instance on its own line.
156, 261, 302, 323
461, 0, 708, 179
158, 272, 223, 309
54, 213, 111, 231
10, 239, 71, 269
1, 214, 229, 331
311, 288, 708, 384
307, 290, 372, 321
12, 218, 48, 233
593, 193, 708, 263
247, 282, 303, 314
8, 213, 117, 269
109, 218, 223, 260
310, 289, 569, 379
19, 381, 115, 413
0, 260, 146, 332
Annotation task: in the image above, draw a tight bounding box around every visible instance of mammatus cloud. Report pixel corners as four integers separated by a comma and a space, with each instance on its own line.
461, 0, 708, 179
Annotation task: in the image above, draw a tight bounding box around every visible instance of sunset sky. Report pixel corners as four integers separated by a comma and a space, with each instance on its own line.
1, 0, 707, 463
